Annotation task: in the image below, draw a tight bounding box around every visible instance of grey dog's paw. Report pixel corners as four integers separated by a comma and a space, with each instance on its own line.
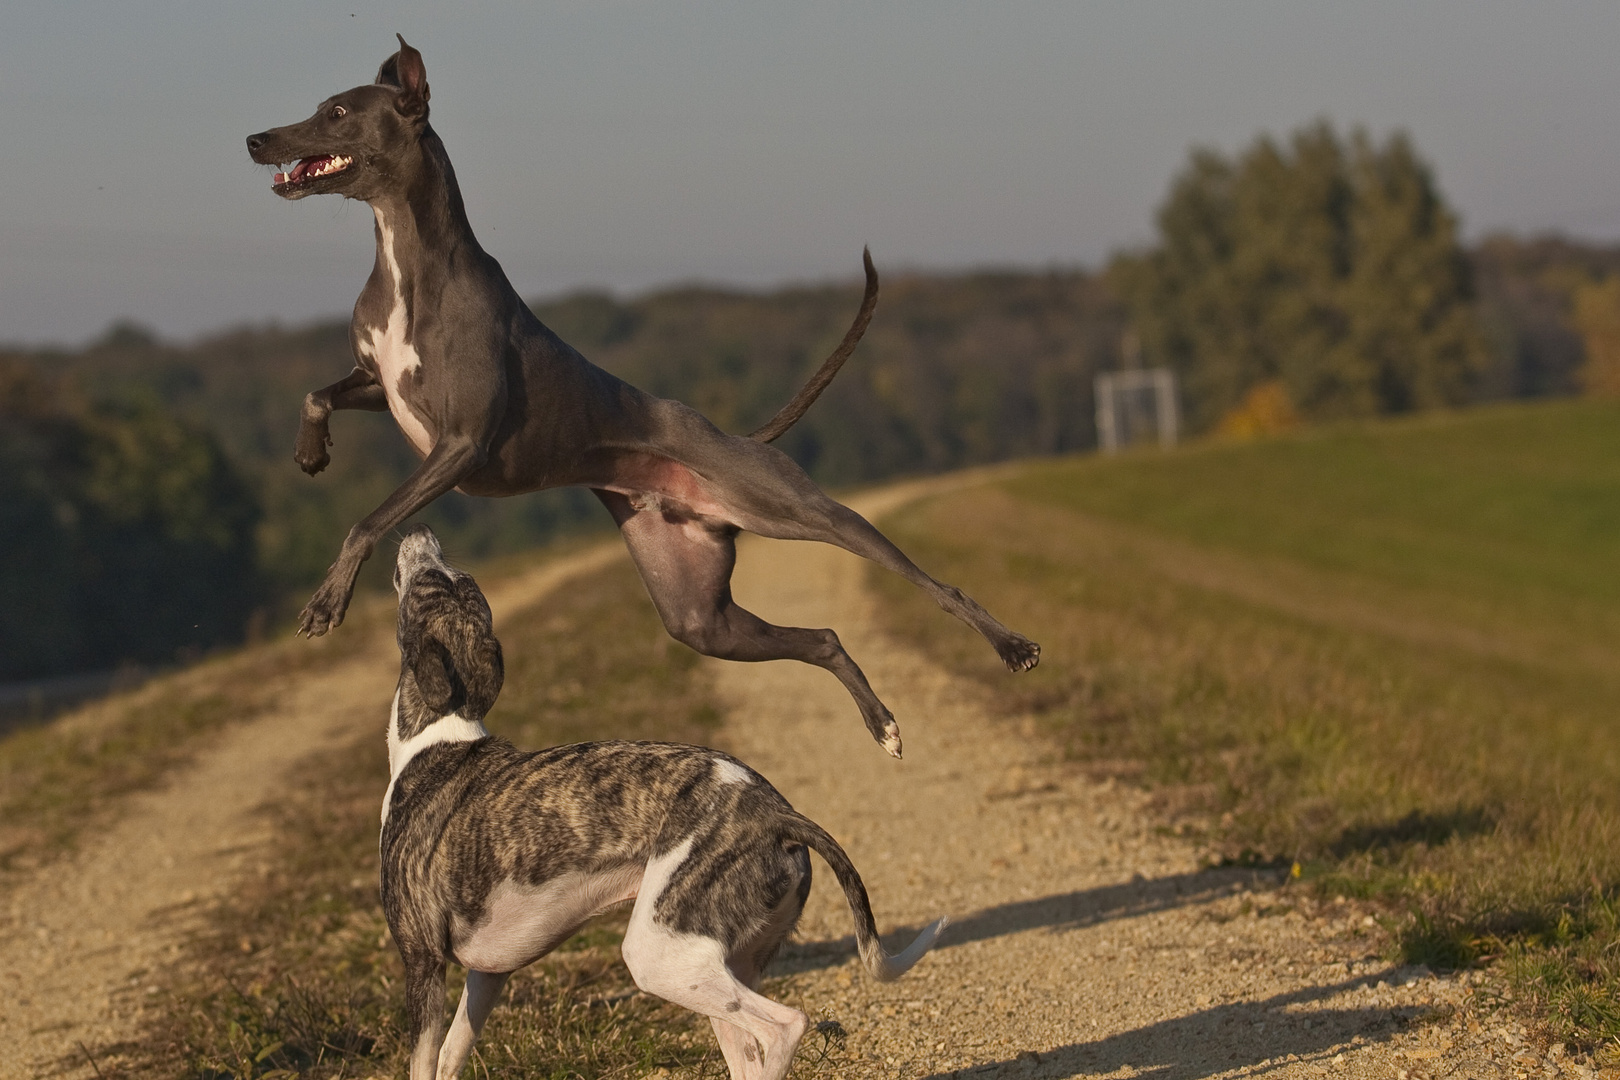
294, 426, 332, 476
860, 701, 903, 759
998, 634, 1041, 673
297, 580, 350, 637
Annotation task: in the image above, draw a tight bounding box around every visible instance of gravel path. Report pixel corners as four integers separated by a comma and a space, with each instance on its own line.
0, 544, 620, 1080
715, 481, 1549, 1080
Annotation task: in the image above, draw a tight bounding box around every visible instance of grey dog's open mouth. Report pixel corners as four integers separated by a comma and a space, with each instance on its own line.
272, 154, 354, 189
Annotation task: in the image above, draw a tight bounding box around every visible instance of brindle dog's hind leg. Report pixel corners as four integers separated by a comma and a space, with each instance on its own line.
595, 490, 903, 757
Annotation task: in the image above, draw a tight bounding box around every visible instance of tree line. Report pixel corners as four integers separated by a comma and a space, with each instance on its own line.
0, 357, 258, 681
4, 118, 1619, 681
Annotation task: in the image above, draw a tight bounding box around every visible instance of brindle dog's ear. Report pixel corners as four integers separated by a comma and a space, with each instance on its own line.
385, 34, 429, 117
405, 628, 456, 712
462, 634, 504, 721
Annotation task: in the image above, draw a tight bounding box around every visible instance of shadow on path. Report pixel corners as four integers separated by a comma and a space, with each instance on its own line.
779, 867, 1283, 975
917, 974, 1423, 1079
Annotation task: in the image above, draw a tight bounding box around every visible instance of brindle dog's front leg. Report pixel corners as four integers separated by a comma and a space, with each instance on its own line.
299, 437, 488, 636
295, 366, 387, 476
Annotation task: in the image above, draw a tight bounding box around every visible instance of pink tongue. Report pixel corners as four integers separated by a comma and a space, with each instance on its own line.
291, 156, 331, 182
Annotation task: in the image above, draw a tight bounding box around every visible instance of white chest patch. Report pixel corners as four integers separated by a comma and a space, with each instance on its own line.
382, 690, 489, 824
358, 210, 434, 457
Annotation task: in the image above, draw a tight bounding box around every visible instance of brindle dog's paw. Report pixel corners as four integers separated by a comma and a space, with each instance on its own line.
998, 634, 1041, 673
294, 426, 332, 476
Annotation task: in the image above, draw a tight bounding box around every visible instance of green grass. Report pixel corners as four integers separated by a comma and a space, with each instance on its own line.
868, 397, 1620, 1055
115, 555, 733, 1079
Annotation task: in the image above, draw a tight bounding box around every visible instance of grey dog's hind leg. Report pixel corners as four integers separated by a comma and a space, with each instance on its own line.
595, 490, 903, 756
801, 495, 1041, 672
684, 435, 1041, 674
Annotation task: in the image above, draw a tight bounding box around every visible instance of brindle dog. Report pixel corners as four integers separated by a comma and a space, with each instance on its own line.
383, 525, 945, 1080
246, 37, 1039, 757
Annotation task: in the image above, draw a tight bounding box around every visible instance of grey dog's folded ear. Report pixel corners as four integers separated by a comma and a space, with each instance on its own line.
375, 51, 401, 87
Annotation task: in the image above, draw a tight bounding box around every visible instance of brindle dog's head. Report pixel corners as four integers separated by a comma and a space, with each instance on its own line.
245, 34, 430, 202
393, 524, 503, 725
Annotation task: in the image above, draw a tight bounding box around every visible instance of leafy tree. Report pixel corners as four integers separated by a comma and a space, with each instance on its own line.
1572, 275, 1620, 396
1469, 234, 1620, 398
1111, 122, 1489, 430
0, 362, 261, 681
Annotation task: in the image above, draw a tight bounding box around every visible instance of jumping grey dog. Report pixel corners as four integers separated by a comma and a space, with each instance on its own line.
246, 37, 1038, 758
383, 524, 946, 1080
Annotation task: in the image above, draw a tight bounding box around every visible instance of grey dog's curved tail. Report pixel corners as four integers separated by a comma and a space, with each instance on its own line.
748, 248, 879, 443
780, 810, 947, 982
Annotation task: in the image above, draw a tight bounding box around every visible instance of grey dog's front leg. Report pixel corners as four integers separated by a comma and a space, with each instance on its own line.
296, 366, 387, 476
299, 437, 488, 636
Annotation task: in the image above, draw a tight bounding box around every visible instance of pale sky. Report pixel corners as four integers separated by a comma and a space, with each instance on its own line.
3, 1, 1618, 346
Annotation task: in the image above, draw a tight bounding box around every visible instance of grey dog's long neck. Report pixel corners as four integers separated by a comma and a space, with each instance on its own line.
371, 125, 485, 270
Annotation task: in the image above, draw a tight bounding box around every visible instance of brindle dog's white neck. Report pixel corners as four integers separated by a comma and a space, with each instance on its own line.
381, 689, 488, 823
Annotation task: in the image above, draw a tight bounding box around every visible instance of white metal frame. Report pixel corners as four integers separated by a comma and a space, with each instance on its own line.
1094, 368, 1180, 454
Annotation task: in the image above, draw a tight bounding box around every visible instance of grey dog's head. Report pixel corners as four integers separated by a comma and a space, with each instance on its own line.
393, 524, 503, 725
245, 34, 431, 203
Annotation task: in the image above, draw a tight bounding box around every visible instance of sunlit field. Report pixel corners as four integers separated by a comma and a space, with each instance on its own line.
871, 398, 1620, 1048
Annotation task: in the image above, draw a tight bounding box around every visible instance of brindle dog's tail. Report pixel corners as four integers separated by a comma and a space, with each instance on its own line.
748, 248, 880, 443
781, 810, 947, 982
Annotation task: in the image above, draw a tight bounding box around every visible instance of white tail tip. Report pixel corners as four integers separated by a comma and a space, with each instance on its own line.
873, 916, 949, 982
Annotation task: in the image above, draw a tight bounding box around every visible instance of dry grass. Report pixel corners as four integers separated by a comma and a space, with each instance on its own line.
0, 599, 389, 879
108, 556, 733, 1079
868, 399, 1620, 1054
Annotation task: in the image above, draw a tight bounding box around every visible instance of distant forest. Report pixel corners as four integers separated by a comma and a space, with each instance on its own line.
6, 122, 1620, 681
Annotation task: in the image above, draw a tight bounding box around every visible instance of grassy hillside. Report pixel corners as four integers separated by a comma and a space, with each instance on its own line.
870, 397, 1620, 1049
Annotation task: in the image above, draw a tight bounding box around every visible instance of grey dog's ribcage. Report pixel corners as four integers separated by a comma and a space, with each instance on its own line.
380, 739, 809, 958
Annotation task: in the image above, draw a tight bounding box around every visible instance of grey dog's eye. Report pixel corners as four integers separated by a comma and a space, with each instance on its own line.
330, 105, 347, 119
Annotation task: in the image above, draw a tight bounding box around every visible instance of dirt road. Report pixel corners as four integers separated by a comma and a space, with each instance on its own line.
716, 482, 1533, 1080
0, 478, 1550, 1079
